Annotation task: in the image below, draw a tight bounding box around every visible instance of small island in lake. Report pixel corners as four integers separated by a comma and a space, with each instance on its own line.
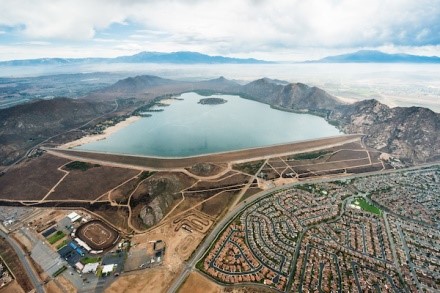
198, 97, 228, 105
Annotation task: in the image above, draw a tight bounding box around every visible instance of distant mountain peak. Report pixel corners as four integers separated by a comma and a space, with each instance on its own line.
0, 51, 272, 66
309, 50, 440, 63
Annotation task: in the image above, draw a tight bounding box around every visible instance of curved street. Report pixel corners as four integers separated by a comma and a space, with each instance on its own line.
166, 163, 438, 293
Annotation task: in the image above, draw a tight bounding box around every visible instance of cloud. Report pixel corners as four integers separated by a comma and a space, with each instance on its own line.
0, 0, 439, 59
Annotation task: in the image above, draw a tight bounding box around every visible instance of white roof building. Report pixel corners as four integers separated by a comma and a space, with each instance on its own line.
67, 212, 81, 222
82, 263, 99, 274
75, 262, 84, 272
102, 264, 116, 275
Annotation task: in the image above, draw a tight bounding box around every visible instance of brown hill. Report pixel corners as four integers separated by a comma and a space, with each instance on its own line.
0, 98, 114, 165
240, 78, 341, 112
331, 99, 440, 163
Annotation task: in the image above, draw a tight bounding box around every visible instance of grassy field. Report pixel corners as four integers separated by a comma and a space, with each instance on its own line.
81, 256, 101, 264
353, 198, 382, 216
47, 231, 65, 244
56, 239, 68, 249
64, 161, 100, 171
288, 150, 330, 160
233, 160, 265, 175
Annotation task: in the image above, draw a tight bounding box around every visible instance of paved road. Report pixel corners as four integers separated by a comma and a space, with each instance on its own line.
167, 172, 366, 292
166, 163, 439, 293
0, 230, 45, 293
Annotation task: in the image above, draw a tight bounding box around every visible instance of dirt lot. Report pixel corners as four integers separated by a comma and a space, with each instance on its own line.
93, 205, 131, 233
47, 165, 138, 201
200, 190, 240, 218
179, 271, 223, 293
42, 276, 76, 293
105, 267, 175, 293
187, 173, 249, 191
0, 154, 69, 201
109, 177, 140, 204
109, 213, 210, 293
0, 280, 25, 293
76, 219, 119, 250
0, 238, 33, 293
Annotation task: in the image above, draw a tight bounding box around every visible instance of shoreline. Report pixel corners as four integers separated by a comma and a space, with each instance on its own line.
60, 115, 142, 149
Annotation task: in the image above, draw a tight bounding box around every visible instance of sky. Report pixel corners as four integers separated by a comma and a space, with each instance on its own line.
0, 0, 439, 61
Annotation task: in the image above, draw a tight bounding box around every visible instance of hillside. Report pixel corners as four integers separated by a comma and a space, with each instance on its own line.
239, 79, 439, 163
0, 98, 114, 165
240, 78, 342, 112
331, 100, 440, 163
88, 75, 241, 100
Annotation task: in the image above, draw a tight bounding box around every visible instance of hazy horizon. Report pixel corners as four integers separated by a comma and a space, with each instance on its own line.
1, 62, 439, 113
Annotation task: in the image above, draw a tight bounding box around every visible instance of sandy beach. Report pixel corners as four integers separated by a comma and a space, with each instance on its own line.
159, 97, 181, 105
60, 115, 141, 149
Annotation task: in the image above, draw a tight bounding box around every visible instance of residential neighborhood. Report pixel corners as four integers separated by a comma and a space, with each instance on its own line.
200, 166, 440, 292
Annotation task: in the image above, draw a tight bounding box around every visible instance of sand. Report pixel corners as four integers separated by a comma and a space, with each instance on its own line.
159, 98, 180, 105
60, 116, 141, 149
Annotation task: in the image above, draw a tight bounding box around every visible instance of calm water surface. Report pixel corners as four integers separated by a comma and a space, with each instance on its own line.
76, 92, 341, 157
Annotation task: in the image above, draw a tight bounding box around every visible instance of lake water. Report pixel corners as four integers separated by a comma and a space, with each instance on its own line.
76, 92, 341, 157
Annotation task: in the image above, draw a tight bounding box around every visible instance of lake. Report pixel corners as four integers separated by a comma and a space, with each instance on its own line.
1, 63, 439, 112
76, 92, 341, 157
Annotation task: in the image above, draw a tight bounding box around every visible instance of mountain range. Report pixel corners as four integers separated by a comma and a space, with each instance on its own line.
0, 51, 271, 66
308, 50, 440, 63
2, 50, 440, 66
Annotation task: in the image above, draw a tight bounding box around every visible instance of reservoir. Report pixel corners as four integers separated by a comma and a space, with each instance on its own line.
76, 92, 341, 157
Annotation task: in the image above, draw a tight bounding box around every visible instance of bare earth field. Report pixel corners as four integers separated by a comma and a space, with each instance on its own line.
105, 267, 172, 293
47, 165, 138, 201
0, 154, 68, 201
108, 212, 210, 293
0, 280, 25, 293
178, 271, 223, 293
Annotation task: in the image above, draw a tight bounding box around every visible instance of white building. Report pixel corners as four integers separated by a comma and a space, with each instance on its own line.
67, 212, 81, 223
82, 263, 99, 274
102, 264, 116, 275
